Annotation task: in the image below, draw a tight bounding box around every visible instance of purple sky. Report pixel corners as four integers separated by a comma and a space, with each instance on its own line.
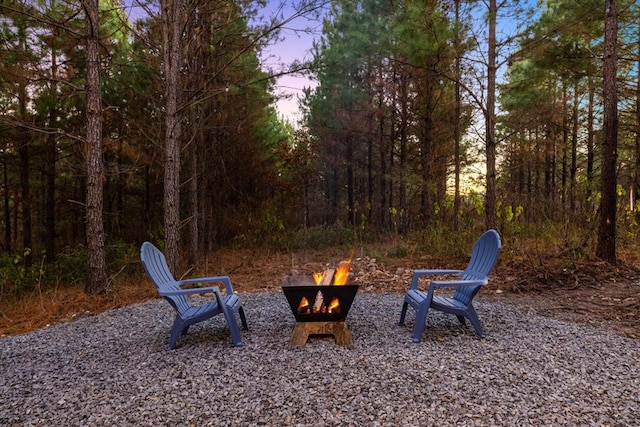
256, 2, 326, 124
121, 0, 322, 124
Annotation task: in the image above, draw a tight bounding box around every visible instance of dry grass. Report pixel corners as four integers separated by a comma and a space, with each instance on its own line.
0, 278, 157, 337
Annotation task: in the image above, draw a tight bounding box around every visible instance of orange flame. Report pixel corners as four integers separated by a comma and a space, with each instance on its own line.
328, 297, 341, 313
312, 272, 323, 285
312, 253, 353, 285
297, 297, 310, 314
333, 260, 351, 285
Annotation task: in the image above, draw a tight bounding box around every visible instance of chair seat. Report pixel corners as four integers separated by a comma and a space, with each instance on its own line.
431, 296, 466, 310
406, 290, 465, 310
405, 289, 427, 305
181, 301, 220, 320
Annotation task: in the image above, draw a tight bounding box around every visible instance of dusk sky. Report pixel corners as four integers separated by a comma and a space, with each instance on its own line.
256, 2, 327, 124
121, 1, 323, 124
119, 1, 531, 126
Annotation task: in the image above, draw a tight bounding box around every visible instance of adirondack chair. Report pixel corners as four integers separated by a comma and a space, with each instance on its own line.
140, 241, 248, 349
399, 229, 501, 342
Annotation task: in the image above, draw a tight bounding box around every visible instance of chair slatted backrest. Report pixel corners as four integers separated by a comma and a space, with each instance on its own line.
140, 242, 190, 314
455, 230, 502, 305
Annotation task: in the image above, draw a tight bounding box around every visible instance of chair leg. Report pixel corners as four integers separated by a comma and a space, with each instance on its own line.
399, 302, 409, 325
466, 306, 484, 338
238, 306, 248, 330
411, 304, 430, 343
221, 304, 244, 347
168, 317, 187, 350
226, 315, 244, 347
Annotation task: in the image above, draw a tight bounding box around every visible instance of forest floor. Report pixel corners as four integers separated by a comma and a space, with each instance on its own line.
1, 245, 640, 341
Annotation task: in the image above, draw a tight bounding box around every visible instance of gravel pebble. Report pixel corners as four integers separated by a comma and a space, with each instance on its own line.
1, 292, 638, 426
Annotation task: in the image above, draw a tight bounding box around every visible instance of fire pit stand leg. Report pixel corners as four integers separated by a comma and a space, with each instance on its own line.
289, 321, 353, 347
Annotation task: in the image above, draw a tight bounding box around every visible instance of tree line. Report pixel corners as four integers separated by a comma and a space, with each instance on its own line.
304, 0, 633, 261
0, 0, 636, 294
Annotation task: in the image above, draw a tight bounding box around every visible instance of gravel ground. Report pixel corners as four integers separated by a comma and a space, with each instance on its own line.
1, 291, 639, 427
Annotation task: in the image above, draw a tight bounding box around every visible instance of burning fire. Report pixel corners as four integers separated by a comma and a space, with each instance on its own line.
313, 258, 352, 285
297, 297, 310, 314
312, 272, 323, 284
297, 293, 342, 315
333, 261, 351, 285
294, 255, 354, 316
328, 297, 340, 314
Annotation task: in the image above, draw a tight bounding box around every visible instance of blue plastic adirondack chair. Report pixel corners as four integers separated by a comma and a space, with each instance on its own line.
140, 242, 248, 349
399, 229, 501, 342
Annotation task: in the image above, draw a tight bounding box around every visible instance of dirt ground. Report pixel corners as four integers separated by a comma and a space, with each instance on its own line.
485, 259, 640, 341
211, 248, 640, 342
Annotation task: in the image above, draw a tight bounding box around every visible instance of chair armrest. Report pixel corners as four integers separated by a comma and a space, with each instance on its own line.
178, 275, 235, 295
430, 279, 487, 289
409, 269, 464, 290
161, 286, 222, 297
413, 269, 465, 276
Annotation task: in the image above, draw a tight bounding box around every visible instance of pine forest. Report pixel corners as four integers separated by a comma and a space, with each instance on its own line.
0, 0, 639, 295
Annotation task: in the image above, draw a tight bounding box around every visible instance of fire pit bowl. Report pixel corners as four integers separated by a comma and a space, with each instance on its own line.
282, 283, 360, 322
282, 267, 359, 346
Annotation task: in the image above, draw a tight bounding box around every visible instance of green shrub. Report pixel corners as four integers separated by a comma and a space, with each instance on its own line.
288, 223, 358, 250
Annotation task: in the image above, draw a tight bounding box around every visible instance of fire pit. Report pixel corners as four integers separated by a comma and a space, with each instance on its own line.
282, 262, 359, 346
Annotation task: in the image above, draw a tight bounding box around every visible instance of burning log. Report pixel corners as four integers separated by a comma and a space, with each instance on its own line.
312, 290, 324, 313
328, 297, 340, 314
297, 297, 310, 314
334, 261, 350, 285
320, 269, 335, 285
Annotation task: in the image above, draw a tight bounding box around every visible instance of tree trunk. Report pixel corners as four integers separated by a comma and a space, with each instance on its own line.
587, 77, 595, 201
45, 34, 58, 262
84, 0, 107, 294
161, 0, 184, 271
17, 125, 31, 270
376, 67, 388, 230
570, 82, 578, 212
596, 0, 618, 262
17, 26, 32, 270
485, 0, 497, 230
186, 4, 209, 264
561, 84, 568, 212
420, 73, 435, 225
398, 69, 408, 234
187, 115, 200, 266
346, 135, 355, 226
635, 15, 640, 220
453, 0, 461, 230
3, 158, 10, 253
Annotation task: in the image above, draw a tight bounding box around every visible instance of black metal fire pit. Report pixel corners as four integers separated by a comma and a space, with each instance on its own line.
282, 284, 359, 322
282, 274, 359, 346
